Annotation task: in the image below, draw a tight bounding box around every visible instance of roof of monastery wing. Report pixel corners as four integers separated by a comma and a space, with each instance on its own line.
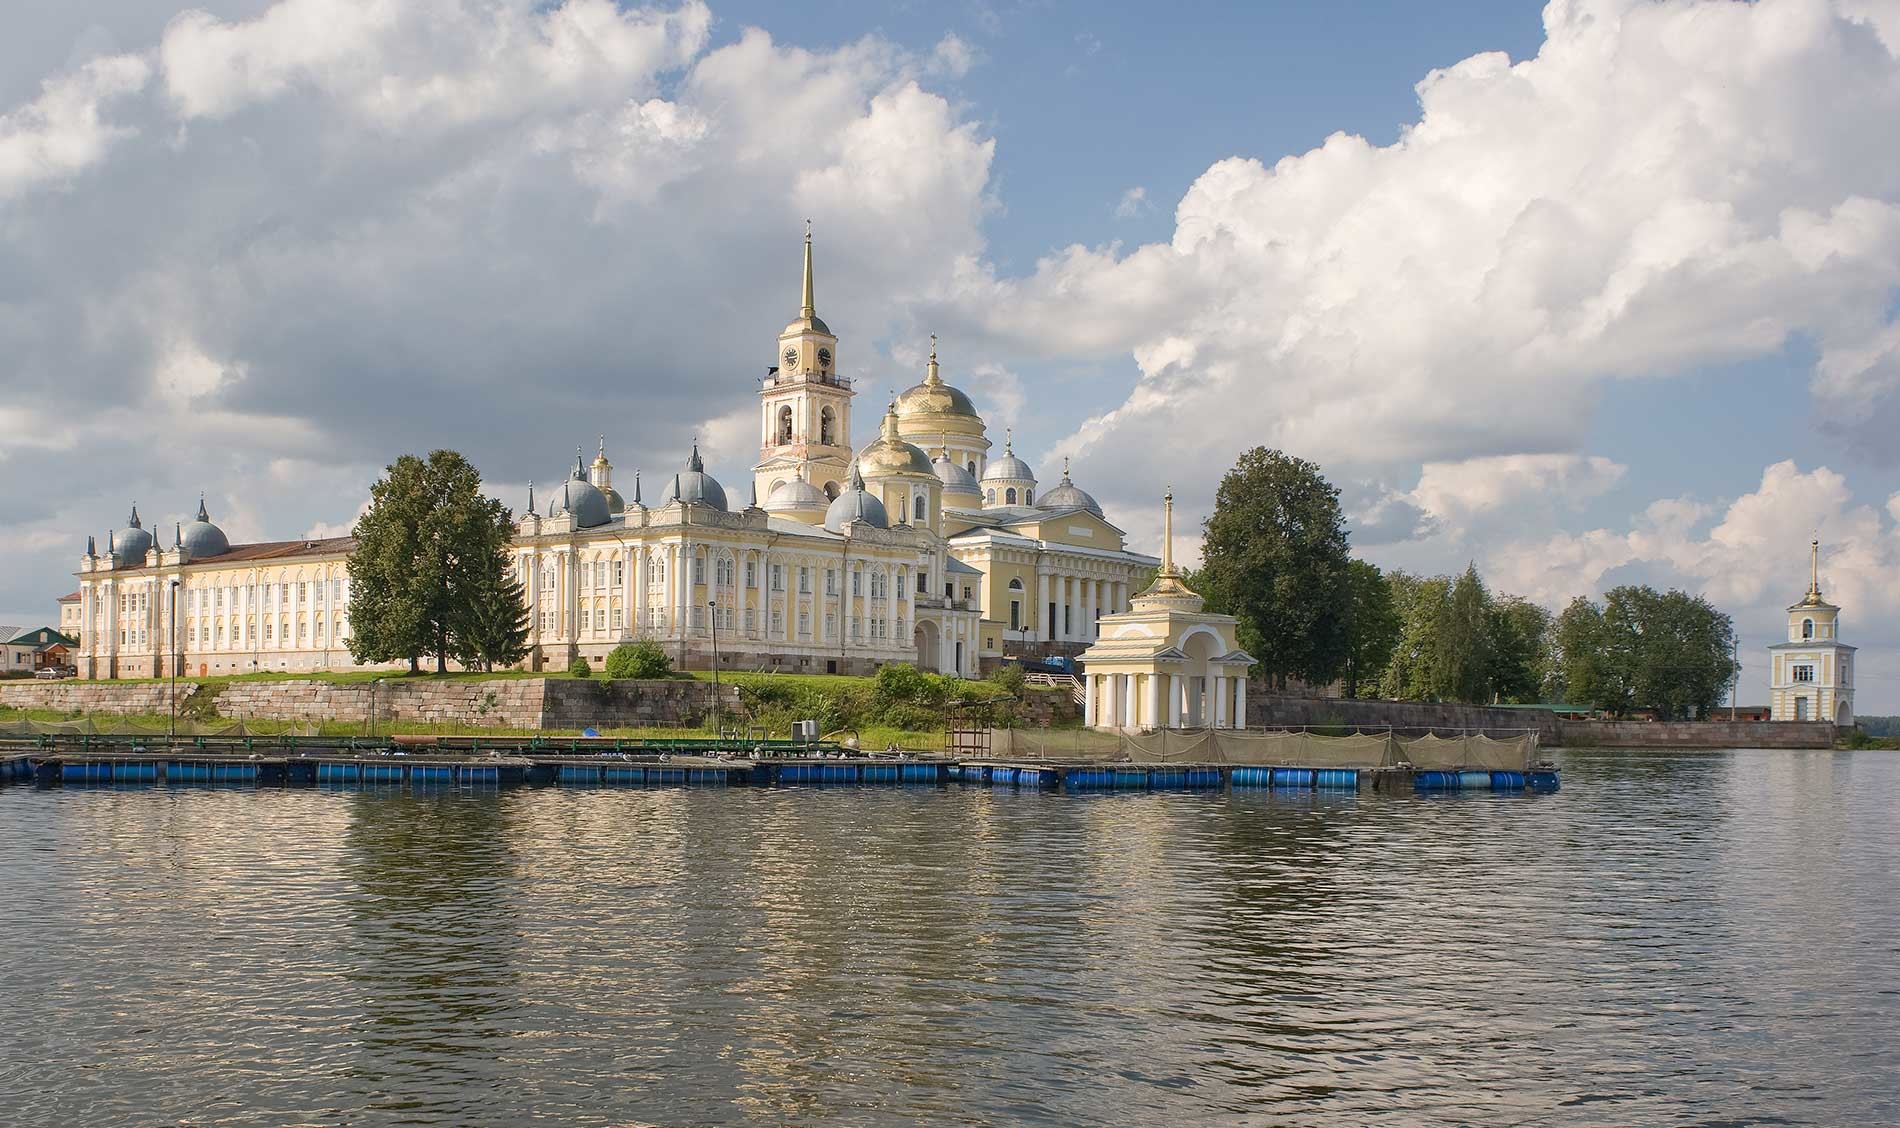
945, 557, 983, 575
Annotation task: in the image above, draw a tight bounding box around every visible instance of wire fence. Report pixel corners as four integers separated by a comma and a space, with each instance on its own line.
987, 727, 1539, 771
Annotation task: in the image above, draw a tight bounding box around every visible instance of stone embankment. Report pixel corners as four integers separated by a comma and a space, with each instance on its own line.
0, 681, 200, 716
1556, 719, 1836, 749
2, 677, 739, 730
1243, 689, 1839, 749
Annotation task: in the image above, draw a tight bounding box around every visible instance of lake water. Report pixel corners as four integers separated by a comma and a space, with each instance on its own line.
1, 748, 1896, 1126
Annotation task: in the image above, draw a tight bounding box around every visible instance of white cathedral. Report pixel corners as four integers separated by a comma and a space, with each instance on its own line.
70, 231, 1157, 680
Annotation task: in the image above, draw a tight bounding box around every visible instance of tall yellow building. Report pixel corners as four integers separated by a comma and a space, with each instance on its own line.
72, 232, 1156, 680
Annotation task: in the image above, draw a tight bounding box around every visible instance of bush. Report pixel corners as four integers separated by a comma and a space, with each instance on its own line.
568, 656, 593, 679
604, 639, 673, 680
987, 663, 1026, 695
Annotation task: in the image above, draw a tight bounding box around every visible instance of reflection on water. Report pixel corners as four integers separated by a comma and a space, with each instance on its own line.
2, 749, 1898, 1126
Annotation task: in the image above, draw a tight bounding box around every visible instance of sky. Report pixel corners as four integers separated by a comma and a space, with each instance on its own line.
3, 0, 1900, 709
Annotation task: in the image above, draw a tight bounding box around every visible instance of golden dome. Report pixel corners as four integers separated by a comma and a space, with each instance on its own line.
895, 338, 979, 418
858, 404, 936, 477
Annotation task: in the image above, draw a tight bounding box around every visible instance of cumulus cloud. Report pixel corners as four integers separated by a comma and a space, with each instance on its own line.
1113, 186, 1146, 219
0, 52, 150, 199
0, 0, 999, 624
945, 0, 1900, 544
1410, 453, 1626, 524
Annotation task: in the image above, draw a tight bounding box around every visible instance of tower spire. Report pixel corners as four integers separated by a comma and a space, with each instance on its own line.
1162, 486, 1175, 575
1809, 537, 1822, 601
800, 219, 816, 322
926, 334, 941, 385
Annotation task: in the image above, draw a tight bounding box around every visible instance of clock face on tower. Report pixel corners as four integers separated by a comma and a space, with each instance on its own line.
817, 347, 832, 370
783, 347, 798, 371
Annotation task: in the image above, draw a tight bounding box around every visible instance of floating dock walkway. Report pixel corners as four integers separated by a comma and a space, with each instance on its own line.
0, 734, 1556, 794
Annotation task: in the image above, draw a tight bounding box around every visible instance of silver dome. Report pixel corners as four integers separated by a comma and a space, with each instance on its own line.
981, 436, 1035, 484
112, 504, 154, 567
824, 464, 889, 532
764, 474, 829, 513
1036, 464, 1103, 518
932, 450, 981, 493
664, 443, 728, 511
180, 497, 231, 558
545, 456, 613, 528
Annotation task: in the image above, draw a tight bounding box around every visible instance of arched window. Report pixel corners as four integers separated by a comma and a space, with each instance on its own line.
986, 488, 995, 503
777, 405, 794, 445
1023, 489, 1032, 504
1008, 578, 1024, 590
1005, 488, 1017, 504
914, 493, 928, 525
820, 407, 836, 446
967, 460, 976, 476
1802, 618, 1814, 639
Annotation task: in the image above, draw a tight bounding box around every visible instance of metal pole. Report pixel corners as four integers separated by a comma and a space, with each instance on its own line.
1731, 637, 1739, 721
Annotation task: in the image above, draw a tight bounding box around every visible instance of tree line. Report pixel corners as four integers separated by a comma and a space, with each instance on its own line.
1195, 447, 1740, 718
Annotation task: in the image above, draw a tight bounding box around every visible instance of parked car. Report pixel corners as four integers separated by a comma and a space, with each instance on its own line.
33, 666, 73, 679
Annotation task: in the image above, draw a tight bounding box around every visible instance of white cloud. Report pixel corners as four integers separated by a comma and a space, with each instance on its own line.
928, 33, 978, 79
944, 0, 1900, 539
0, 52, 150, 199
1113, 186, 1147, 219
1411, 453, 1625, 523
1485, 460, 1900, 620
159, 0, 713, 127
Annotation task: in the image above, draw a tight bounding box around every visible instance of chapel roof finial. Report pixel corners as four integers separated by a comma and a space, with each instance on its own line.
1162, 486, 1175, 575
196, 493, 209, 522
527, 479, 536, 515
574, 447, 586, 479
926, 334, 941, 385
1808, 536, 1823, 601
632, 470, 642, 506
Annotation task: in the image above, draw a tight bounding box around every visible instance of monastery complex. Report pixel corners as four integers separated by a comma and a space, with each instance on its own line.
68, 233, 1161, 684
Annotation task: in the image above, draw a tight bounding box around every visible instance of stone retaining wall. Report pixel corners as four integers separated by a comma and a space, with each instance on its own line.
541, 679, 739, 730
1245, 691, 1560, 741
1556, 719, 1837, 749
214, 679, 548, 727
0, 681, 199, 715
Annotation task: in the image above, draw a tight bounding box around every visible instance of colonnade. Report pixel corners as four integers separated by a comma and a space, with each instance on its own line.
1033, 570, 1126, 644
1081, 670, 1248, 730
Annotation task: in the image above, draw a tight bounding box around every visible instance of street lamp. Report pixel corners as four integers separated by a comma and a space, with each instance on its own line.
169, 579, 180, 743
708, 598, 721, 735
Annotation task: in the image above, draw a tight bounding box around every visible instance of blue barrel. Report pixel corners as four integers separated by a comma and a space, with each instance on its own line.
863, 764, 898, 783
1270, 768, 1315, 789
1489, 771, 1526, 791
1528, 770, 1561, 793
362, 764, 403, 784
317, 762, 357, 783
1113, 769, 1150, 789
412, 765, 453, 784
603, 766, 643, 785
1231, 767, 1272, 788
901, 763, 941, 783
459, 765, 499, 785
820, 763, 858, 783
1414, 770, 1459, 790
686, 768, 727, 787
1149, 769, 1185, 789
1315, 768, 1359, 790
1457, 770, 1492, 791
991, 767, 1018, 785
1184, 768, 1223, 789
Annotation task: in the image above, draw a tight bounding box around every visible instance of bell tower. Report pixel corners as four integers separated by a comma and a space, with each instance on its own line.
755, 224, 854, 506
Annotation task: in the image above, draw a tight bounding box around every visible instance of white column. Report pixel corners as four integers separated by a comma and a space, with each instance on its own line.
1233, 675, 1247, 730
1213, 674, 1228, 728
1035, 570, 1051, 642
1103, 673, 1119, 730
568, 551, 581, 640
885, 566, 897, 645
634, 547, 648, 632
1085, 578, 1099, 638
1167, 674, 1183, 727
1083, 673, 1096, 727
1145, 674, 1160, 731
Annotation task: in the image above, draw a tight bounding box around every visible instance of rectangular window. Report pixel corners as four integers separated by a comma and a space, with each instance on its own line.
799, 567, 811, 594
852, 569, 862, 595
693, 555, 705, 584
1793, 665, 1816, 683
614, 560, 624, 587
746, 561, 757, 589
771, 565, 784, 592
612, 608, 623, 630
770, 610, 784, 637
918, 571, 929, 594
798, 610, 810, 638
596, 609, 606, 631
826, 569, 837, 595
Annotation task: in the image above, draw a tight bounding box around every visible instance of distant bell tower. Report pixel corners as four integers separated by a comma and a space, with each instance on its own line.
754, 223, 854, 505
1768, 538, 1855, 725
